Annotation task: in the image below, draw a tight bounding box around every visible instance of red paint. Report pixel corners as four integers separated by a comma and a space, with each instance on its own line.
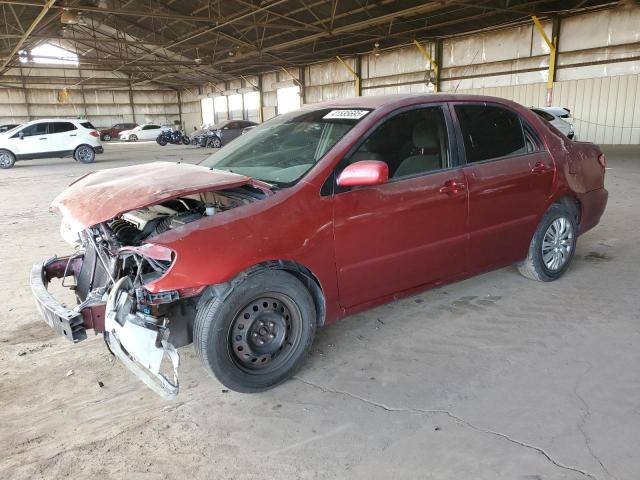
336, 160, 389, 187
57, 94, 608, 326
51, 161, 272, 228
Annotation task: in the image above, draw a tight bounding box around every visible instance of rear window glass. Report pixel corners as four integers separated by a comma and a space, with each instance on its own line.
51, 122, 77, 133
455, 105, 526, 163
81, 121, 95, 129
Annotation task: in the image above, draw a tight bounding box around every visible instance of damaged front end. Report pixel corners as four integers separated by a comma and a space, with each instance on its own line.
32, 162, 271, 398
31, 229, 190, 399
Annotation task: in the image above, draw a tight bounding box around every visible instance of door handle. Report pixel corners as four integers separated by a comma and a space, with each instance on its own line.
39, 137, 47, 140
439, 180, 466, 194
69, 134, 77, 137
531, 162, 547, 174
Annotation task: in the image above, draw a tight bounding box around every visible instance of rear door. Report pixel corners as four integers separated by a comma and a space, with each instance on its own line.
333, 104, 468, 309
452, 103, 555, 271
142, 125, 161, 140
48, 121, 78, 154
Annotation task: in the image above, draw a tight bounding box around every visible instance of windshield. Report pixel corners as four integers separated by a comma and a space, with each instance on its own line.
200, 108, 369, 185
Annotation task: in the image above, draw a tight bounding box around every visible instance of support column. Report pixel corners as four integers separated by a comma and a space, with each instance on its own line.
414, 40, 439, 93
258, 74, 264, 123
298, 66, 306, 105
177, 89, 183, 129
128, 78, 136, 124
336, 55, 360, 97
532, 15, 560, 107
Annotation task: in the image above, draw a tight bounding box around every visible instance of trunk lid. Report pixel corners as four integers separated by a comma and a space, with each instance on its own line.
52, 161, 271, 228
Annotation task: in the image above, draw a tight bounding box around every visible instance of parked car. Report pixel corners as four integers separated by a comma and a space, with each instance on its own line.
32, 94, 607, 397
0, 118, 102, 169
100, 122, 137, 141
530, 107, 575, 139
119, 124, 163, 141
0, 124, 20, 133
199, 120, 258, 148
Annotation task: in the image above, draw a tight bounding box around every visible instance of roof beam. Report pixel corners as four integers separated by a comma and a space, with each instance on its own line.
0, 0, 54, 73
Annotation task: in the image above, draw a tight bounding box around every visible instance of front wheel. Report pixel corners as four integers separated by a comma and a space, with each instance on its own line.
182, 136, 191, 145
129, 134, 138, 142
0, 149, 16, 169
157, 136, 167, 146
208, 136, 222, 148
102, 134, 111, 141
194, 270, 317, 392
518, 203, 578, 282
74, 144, 96, 164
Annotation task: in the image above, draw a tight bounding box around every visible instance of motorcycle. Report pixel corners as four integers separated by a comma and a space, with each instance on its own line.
156, 129, 191, 146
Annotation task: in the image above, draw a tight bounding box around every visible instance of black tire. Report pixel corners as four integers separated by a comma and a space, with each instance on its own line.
0, 149, 15, 169
209, 136, 222, 148
157, 136, 167, 146
102, 134, 111, 141
518, 203, 578, 282
182, 136, 191, 145
129, 134, 138, 142
194, 269, 317, 392
74, 144, 96, 164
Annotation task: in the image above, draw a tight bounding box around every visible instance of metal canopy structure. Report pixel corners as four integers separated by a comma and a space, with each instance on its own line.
0, 0, 618, 88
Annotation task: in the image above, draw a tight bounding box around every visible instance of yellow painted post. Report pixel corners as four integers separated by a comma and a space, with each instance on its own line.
336, 56, 361, 96
532, 15, 557, 107
413, 40, 439, 92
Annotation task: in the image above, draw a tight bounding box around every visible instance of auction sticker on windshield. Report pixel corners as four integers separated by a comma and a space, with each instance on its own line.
323, 109, 370, 120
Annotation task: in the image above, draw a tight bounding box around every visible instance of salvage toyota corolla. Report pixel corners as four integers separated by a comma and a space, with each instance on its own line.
32, 94, 608, 398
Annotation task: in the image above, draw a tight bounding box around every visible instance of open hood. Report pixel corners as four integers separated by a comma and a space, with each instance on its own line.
51, 161, 271, 228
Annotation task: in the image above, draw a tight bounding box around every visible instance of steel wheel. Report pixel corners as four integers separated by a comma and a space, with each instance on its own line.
228, 292, 303, 373
541, 216, 574, 271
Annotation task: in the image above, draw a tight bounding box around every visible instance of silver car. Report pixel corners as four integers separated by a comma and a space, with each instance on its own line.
530, 107, 575, 139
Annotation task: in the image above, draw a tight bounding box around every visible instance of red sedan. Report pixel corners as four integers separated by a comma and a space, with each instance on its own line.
32, 94, 608, 397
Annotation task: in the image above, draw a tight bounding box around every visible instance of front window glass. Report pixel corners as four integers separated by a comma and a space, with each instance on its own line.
200, 108, 368, 186
17, 122, 48, 137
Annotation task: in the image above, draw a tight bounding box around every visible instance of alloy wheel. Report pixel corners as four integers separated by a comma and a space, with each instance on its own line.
0, 152, 12, 167
541, 217, 574, 271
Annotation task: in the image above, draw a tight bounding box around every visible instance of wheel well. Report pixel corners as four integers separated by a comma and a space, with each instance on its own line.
553, 195, 581, 225
198, 260, 326, 327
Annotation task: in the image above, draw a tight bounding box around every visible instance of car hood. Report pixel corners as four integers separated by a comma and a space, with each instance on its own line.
51, 161, 272, 229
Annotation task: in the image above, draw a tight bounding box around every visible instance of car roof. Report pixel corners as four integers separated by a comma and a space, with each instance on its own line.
302, 93, 523, 111
20, 118, 88, 126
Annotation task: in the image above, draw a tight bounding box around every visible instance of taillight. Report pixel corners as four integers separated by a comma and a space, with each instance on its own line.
89, 130, 100, 138
597, 153, 606, 168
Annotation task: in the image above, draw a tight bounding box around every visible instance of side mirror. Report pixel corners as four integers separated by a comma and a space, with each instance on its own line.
19, 131, 24, 140
222, 126, 229, 130
337, 160, 389, 187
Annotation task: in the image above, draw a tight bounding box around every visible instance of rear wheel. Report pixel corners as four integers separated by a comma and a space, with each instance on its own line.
518, 203, 577, 282
182, 136, 191, 145
102, 134, 111, 141
74, 144, 95, 164
157, 136, 167, 146
129, 134, 138, 142
194, 270, 317, 392
0, 149, 15, 169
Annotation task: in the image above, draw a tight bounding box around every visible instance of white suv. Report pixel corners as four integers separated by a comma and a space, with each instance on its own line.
0, 118, 103, 169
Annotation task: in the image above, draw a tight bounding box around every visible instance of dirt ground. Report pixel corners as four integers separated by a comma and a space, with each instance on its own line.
0, 142, 638, 480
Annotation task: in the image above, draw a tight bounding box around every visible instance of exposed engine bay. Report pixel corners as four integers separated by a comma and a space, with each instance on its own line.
106, 187, 265, 246
53, 185, 266, 398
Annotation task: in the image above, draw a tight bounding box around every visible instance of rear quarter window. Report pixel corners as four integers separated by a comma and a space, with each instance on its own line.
81, 121, 95, 129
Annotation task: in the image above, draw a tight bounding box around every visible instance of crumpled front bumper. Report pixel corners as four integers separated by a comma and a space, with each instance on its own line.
31, 255, 180, 399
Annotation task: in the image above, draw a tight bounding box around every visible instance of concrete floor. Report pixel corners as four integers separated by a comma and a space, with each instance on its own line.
0, 142, 638, 480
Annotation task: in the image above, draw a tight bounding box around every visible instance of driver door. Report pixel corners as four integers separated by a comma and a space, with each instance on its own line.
9, 122, 49, 156
332, 105, 468, 309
